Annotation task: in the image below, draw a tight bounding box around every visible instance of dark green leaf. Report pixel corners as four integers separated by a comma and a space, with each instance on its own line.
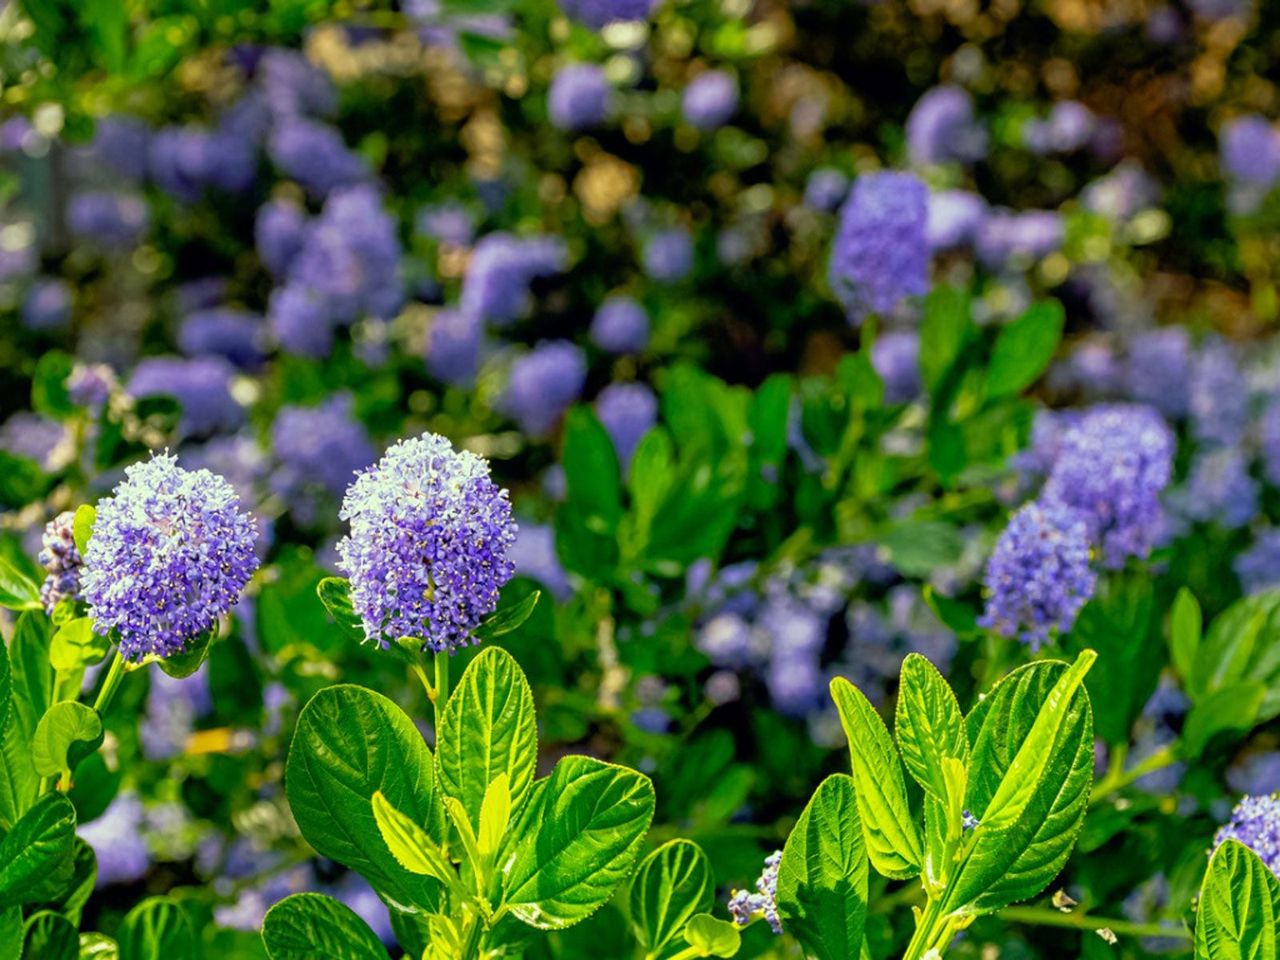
0, 793, 77, 908
919, 286, 973, 396
117, 897, 195, 960
562, 407, 623, 531
157, 626, 215, 679
0, 559, 41, 612
262, 893, 388, 960
1195, 839, 1280, 959
471, 590, 541, 643
1183, 683, 1266, 758
985, 300, 1064, 399
32, 702, 102, 778
878, 521, 964, 578
629, 840, 714, 958
316, 578, 367, 644
21, 910, 78, 960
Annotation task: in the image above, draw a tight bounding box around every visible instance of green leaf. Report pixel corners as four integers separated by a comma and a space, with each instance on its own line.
9, 613, 52, 746
286, 684, 444, 912
436, 646, 537, 830
1183, 683, 1266, 758
477, 773, 512, 857
878, 521, 964, 579
22, 910, 78, 960
1170, 587, 1202, 682
316, 578, 367, 644
471, 590, 541, 643
48, 839, 96, 927
946, 655, 1095, 914
563, 406, 623, 531
629, 840, 714, 958
72, 506, 95, 558
776, 774, 867, 960
156, 626, 215, 679
919, 286, 973, 396
0, 792, 77, 908
0, 559, 41, 612
504, 755, 655, 930
32, 702, 102, 778
1195, 839, 1280, 959
895, 654, 968, 801
0, 907, 18, 960
262, 893, 388, 960
681, 914, 740, 958
985, 300, 1064, 399
31, 351, 75, 421
77, 933, 118, 958
1187, 592, 1280, 724
49, 619, 110, 673
369, 790, 458, 892
117, 897, 195, 960
828, 677, 921, 880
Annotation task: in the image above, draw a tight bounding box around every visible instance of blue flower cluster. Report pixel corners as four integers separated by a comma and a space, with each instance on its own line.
728, 850, 782, 934
38, 510, 83, 613
336, 433, 518, 653
1214, 794, 1280, 878
81, 454, 261, 660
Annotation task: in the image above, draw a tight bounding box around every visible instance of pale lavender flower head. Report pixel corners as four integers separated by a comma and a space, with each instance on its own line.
271, 394, 377, 523
269, 284, 334, 358
416, 202, 475, 247
1213, 794, 1280, 878
1041, 404, 1175, 568
549, 64, 611, 131
980, 501, 1096, 649
462, 233, 567, 324
255, 199, 308, 277
178, 308, 266, 369
926, 190, 987, 250
1082, 161, 1160, 221
642, 227, 694, 283
38, 511, 82, 613
682, 71, 738, 131
976, 209, 1064, 269
268, 117, 369, 198
829, 172, 929, 322
426, 309, 484, 387
1235, 530, 1280, 595
590, 296, 650, 354
728, 851, 782, 934
559, 0, 654, 29
0, 413, 65, 468
81, 117, 151, 181
142, 669, 212, 760
21, 278, 72, 331
1024, 100, 1095, 155
803, 168, 848, 212
500, 340, 587, 436
129, 356, 244, 437
1169, 447, 1258, 529
81, 454, 260, 660
1221, 115, 1280, 188
79, 792, 150, 887
1190, 339, 1248, 447
1124, 327, 1191, 420
336, 433, 517, 654
906, 85, 987, 166
257, 48, 337, 119
871, 330, 921, 403
1227, 753, 1280, 796
67, 363, 117, 410
595, 382, 657, 469
68, 192, 148, 246
509, 522, 571, 600
148, 125, 258, 201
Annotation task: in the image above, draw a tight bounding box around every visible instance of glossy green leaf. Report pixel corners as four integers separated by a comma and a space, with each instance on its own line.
262, 893, 388, 960
682, 914, 741, 958
0, 558, 40, 612
77, 933, 118, 958
1195, 838, 1280, 959
828, 677, 922, 879
1187, 592, 1280, 725
22, 910, 78, 960
563, 406, 623, 530
1170, 587, 1202, 681
436, 646, 537, 830
477, 773, 512, 857
946, 655, 1095, 914
369, 790, 458, 890
156, 626, 215, 679
895, 654, 968, 801
8, 612, 51, 747
117, 897, 195, 960
1184, 683, 1267, 758
0, 792, 77, 908
286, 684, 444, 912
504, 755, 655, 930
72, 505, 95, 557
471, 590, 541, 643
629, 840, 714, 958
776, 774, 867, 960
49, 619, 110, 673
49, 839, 96, 927
985, 300, 1064, 398
0, 908, 16, 960
316, 578, 367, 643
919, 286, 973, 396
33, 702, 103, 778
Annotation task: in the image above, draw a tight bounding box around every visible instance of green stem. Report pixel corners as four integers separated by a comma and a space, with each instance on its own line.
1090, 744, 1176, 804
459, 910, 486, 960
92, 650, 127, 717
434, 651, 451, 737
1000, 906, 1190, 941
904, 897, 947, 960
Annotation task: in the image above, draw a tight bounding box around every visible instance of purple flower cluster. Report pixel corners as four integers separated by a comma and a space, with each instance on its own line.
1041, 404, 1175, 568
682, 71, 738, 131
829, 172, 929, 322
558, 0, 654, 29
38, 511, 83, 613
1213, 794, 1280, 878
976, 209, 1064, 268
870, 330, 921, 404
642, 227, 694, 282
270, 395, 377, 524
1168, 447, 1258, 529
21, 278, 72, 331
267, 116, 369, 198
1189, 339, 1248, 448
595, 382, 658, 469
1124, 327, 1191, 419
926, 190, 987, 250
1235, 530, 1280, 595
148, 121, 258, 202
67, 363, 117, 410
1023, 100, 1095, 155
906, 85, 987, 167
728, 851, 782, 934
802, 168, 849, 212
426, 309, 485, 386
461, 233, 567, 324
67, 191, 148, 246
979, 501, 1096, 649
129, 356, 244, 437
548, 64, 612, 131
500, 340, 588, 436
255, 199, 308, 277
178, 308, 266, 369
590, 296, 650, 354
336, 433, 517, 654
81, 454, 260, 660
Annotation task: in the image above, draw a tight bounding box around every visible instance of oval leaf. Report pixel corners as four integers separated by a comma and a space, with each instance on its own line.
436, 647, 537, 830
262, 892, 388, 960
49, 620, 110, 674
503, 755, 655, 930
472, 590, 541, 642
1196, 839, 1280, 959
828, 677, 922, 879
33, 702, 103, 778
776, 774, 867, 960
683, 914, 741, 958
22, 910, 78, 960
0, 792, 76, 908
316, 578, 368, 643
629, 840, 714, 957
117, 897, 194, 960
286, 684, 443, 912
895, 653, 968, 801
